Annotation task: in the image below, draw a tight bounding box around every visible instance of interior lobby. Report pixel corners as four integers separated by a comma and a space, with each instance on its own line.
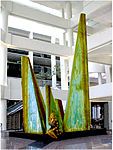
0, 0, 112, 149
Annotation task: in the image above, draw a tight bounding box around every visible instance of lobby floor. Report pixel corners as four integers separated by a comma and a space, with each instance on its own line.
0, 134, 112, 149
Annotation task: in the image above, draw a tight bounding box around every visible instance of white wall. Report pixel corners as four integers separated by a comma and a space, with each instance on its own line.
89, 83, 112, 99
0, 95, 7, 130
88, 62, 105, 73
6, 33, 72, 57
1, 77, 22, 100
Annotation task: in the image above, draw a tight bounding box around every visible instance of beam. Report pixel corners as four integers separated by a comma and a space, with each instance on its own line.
6, 33, 72, 57
87, 28, 112, 65
10, 2, 70, 29
6, 28, 112, 58
71, 1, 111, 28
83, 1, 111, 18
88, 56, 112, 65
87, 28, 112, 51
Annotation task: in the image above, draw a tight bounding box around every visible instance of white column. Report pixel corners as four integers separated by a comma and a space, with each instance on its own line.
51, 37, 57, 88
0, 2, 8, 131
65, 2, 72, 19
60, 57, 68, 90
68, 56, 74, 81
0, 2, 8, 86
59, 33, 68, 90
0, 95, 7, 130
29, 32, 33, 39
96, 105, 101, 119
92, 106, 95, 119
65, 2, 73, 83
105, 65, 111, 83
62, 8, 66, 46
0, 86, 1, 131
28, 32, 33, 67
62, 8, 65, 18
28, 51, 33, 67
51, 55, 56, 89
98, 73, 102, 85
0, 86, 2, 149
0, 44, 7, 86
65, 2, 73, 48
63, 32, 66, 46
67, 29, 73, 47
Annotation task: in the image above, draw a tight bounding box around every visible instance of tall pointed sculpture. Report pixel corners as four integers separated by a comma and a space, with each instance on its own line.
21, 56, 46, 134
64, 13, 90, 132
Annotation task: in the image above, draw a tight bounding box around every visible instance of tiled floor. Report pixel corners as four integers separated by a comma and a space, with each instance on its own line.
43, 134, 112, 149
0, 134, 112, 149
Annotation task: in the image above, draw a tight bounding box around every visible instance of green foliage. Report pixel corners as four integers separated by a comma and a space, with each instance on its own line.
36, 71, 52, 80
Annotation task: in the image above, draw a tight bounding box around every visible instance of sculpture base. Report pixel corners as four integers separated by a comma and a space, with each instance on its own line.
9, 128, 107, 143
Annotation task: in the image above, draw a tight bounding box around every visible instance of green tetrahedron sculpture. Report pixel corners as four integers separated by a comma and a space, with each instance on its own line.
21, 56, 46, 134
63, 13, 90, 132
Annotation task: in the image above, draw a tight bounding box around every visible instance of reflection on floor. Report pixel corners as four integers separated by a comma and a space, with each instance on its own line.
1, 134, 112, 149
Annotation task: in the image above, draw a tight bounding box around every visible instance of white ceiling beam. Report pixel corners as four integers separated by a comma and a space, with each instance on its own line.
6, 33, 72, 57
87, 28, 112, 65
83, 1, 111, 18
9, 2, 70, 29
87, 27, 112, 51
5, 28, 112, 59
71, 1, 111, 28
88, 56, 112, 65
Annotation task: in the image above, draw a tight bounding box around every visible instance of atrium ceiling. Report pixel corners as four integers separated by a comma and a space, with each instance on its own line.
3, 0, 112, 65
33, 1, 111, 34
32, 0, 112, 65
